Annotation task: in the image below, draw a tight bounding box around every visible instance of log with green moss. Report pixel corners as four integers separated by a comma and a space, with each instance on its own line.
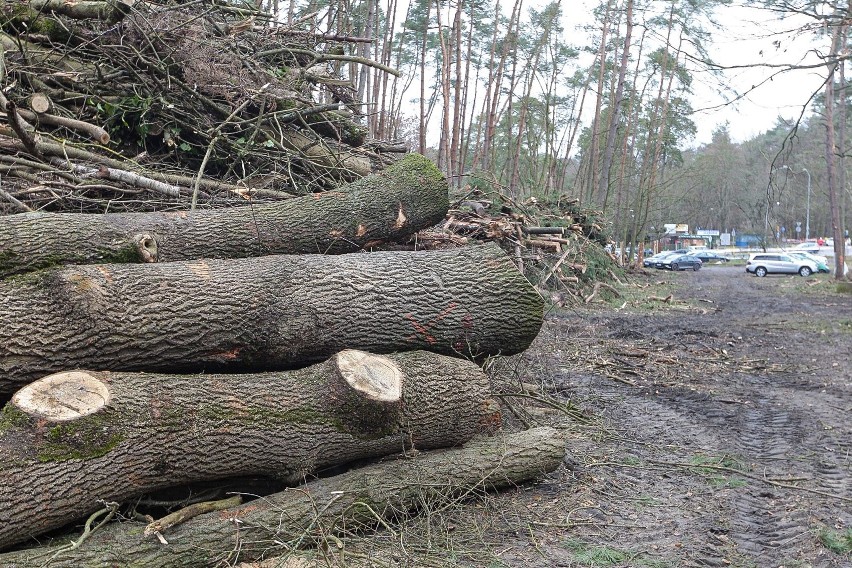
0, 349, 496, 550
0, 153, 448, 278
0, 427, 564, 564
0, 243, 544, 394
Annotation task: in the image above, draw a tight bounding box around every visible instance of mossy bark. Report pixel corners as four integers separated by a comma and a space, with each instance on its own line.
0, 351, 493, 550
0, 153, 449, 278
0, 427, 564, 566
0, 244, 544, 394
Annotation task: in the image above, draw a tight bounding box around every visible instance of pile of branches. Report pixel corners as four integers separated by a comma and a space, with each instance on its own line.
0, 0, 403, 214
414, 190, 622, 306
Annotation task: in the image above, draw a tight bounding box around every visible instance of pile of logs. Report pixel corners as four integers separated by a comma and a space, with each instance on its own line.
0, 6, 573, 562
0, 154, 567, 566
411, 192, 619, 305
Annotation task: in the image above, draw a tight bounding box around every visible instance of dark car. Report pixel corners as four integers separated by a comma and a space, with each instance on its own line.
693, 251, 731, 263
656, 254, 702, 271
643, 249, 689, 267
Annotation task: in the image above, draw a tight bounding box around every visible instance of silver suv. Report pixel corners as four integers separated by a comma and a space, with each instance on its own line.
746, 253, 818, 277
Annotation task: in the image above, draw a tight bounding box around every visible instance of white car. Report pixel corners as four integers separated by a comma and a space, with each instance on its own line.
746, 253, 818, 277
791, 242, 821, 255
788, 251, 829, 269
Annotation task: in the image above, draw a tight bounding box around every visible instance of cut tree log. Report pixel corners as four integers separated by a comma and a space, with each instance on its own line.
0, 427, 564, 565
0, 350, 495, 550
0, 243, 544, 394
25, 0, 135, 23
27, 93, 52, 114
0, 153, 449, 277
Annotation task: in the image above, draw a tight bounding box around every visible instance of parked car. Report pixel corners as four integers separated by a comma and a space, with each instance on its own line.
746, 253, 818, 277
788, 252, 830, 273
656, 254, 703, 271
693, 251, 731, 263
643, 250, 684, 267
792, 241, 822, 255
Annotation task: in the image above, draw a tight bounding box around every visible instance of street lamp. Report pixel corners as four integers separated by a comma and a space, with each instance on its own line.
781, 165, 812, 240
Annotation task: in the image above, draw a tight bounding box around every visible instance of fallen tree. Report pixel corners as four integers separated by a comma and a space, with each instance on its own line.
0, 244, 544, 394
0, 350, 496, 550
0, 153, 448, 277
0, 427, 565, 566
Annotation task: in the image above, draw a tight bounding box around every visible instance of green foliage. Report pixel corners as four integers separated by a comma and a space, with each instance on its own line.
562, 538, 630, 566
817, 527, 852, 556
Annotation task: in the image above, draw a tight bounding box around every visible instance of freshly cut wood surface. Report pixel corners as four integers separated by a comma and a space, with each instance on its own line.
0, 350, 493, 550
0, 243, 544, 393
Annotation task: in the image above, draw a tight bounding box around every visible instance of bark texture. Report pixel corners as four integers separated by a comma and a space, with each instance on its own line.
0, 153, 449, 278
0, 244, 544, 393
0, 350, 494, 550
0, 427, 564, 566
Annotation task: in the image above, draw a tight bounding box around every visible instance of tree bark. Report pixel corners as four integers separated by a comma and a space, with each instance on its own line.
0, 427, 564, 565
0, 244, 544, 393
0, 350, 496, 550
24, 0, 135, 22
0, 153, 449, 278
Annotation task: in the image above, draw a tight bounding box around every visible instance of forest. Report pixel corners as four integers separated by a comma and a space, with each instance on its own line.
282, 0, 851, 263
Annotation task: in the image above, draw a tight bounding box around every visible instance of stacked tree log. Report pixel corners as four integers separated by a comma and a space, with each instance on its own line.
0, 150, 563, 565
0, 7, 566, 563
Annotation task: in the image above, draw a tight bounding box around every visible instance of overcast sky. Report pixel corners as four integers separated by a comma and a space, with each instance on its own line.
688, 3, 824, 146
567, 2, 826, 147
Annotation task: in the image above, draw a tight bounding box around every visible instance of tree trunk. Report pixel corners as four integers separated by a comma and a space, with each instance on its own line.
0, 153, 449, 278
599, 0, 633, 209
23, 0, 135, 22
0, 349, 494, 550
0, 427, 564, 565
0, 244, 544, 393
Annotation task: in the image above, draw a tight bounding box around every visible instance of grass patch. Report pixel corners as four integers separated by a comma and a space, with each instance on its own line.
687, 454, 748, 488
562, 538, 630, 566
605, 273, 680, 312
707, 475, 748, 488
688, 454, 746, 472
562, 538, 672, 567
818, 527, 852, 556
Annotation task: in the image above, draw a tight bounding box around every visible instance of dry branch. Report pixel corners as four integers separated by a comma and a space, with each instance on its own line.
0, 427, 565, 565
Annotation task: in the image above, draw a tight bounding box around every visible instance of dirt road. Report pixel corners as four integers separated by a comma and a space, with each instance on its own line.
498, 265, 851, 567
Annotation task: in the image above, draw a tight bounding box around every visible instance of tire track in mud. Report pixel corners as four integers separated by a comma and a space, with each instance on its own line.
553, 348, 737, 567
544, 269, 852, 567
657, 268, 852, 565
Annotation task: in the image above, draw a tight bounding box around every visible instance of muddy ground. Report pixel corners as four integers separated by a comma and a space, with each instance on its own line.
479, 264, 851, 568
